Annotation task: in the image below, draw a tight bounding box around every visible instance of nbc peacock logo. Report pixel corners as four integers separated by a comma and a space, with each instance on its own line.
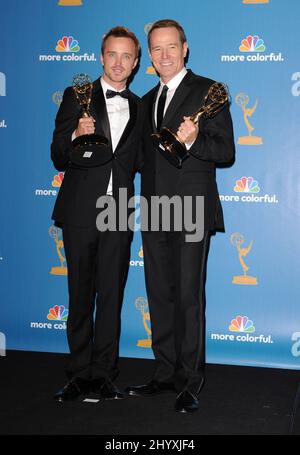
221, 34, 283, 63
229, 315, 255, 333
210, 315, 273, 344
35, 175, 62, 196
39, 37, 96, 62
239, 35, 266, 52
56, 36, 80, 53
52, 172, 64, 188
234, 176, 260, 193
47, 305, 68, 321
35, 173, 63, 197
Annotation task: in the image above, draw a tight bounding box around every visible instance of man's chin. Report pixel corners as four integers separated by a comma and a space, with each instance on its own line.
110, 76, 127, 84
157, 67, 176, 78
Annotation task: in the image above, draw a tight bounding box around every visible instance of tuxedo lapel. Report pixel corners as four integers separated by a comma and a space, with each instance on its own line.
162, 70, 194, 129
149, 85, 160, 133
91, 79, 112, 147
115, 93, 137, 152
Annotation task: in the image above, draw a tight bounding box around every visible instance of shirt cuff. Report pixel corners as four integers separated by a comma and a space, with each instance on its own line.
185, 139, 196, 150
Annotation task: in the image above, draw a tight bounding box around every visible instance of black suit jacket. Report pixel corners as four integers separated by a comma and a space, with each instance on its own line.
51, 78, 141, 227
140, 69, 235, 231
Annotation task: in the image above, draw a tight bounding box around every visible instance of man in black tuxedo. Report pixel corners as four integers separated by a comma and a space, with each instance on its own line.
51, 26, 141, 401
126, 19, 235, 413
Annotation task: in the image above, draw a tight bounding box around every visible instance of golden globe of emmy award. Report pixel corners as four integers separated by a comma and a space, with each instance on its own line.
71, 74, 112, 167
152, 82, 229, 168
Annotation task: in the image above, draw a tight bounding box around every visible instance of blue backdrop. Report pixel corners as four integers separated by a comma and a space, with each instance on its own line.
1, 0, 300, 370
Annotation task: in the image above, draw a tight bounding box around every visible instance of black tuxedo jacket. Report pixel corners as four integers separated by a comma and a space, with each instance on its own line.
51, 78, 141, 227
140, 69, 235, 231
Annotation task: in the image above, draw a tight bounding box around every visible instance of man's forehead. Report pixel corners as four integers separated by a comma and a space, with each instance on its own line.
150, 28, 182, 44
104, 36, 135, 51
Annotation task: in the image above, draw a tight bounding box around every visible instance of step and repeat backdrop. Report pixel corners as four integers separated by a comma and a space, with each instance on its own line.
1, 0, 299, 370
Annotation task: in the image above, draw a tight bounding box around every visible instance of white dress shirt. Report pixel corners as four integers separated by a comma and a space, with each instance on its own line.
72, 77, 130, 195
154, 67, 187, 126
101, 78, 129, 195
154, 67, 194, 150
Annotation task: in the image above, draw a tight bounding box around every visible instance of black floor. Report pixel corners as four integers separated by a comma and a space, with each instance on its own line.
0, 351, 299, 435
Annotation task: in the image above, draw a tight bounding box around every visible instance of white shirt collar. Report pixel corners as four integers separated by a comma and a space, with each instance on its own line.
160, 67, 187, 91
100, 77, 126, 95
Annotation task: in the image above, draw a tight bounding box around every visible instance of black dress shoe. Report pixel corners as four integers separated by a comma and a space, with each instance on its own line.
125, 380, 175, 397
91, 378, 124, 400
175, 390, 199, 413
54, 378, 90, 402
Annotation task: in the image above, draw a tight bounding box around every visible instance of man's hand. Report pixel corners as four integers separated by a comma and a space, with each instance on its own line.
176, 116, 199, 145
74, 116, 95, 137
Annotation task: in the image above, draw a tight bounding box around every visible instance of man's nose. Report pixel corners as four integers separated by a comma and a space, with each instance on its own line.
115, 55, 122, 65
161, 48, 169, 59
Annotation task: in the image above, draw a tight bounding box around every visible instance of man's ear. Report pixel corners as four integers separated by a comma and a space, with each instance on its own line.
133, 57, 138, 70
183, 42, 188, 58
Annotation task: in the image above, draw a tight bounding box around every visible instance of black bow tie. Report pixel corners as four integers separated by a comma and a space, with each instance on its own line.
106, 89, 130, 99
